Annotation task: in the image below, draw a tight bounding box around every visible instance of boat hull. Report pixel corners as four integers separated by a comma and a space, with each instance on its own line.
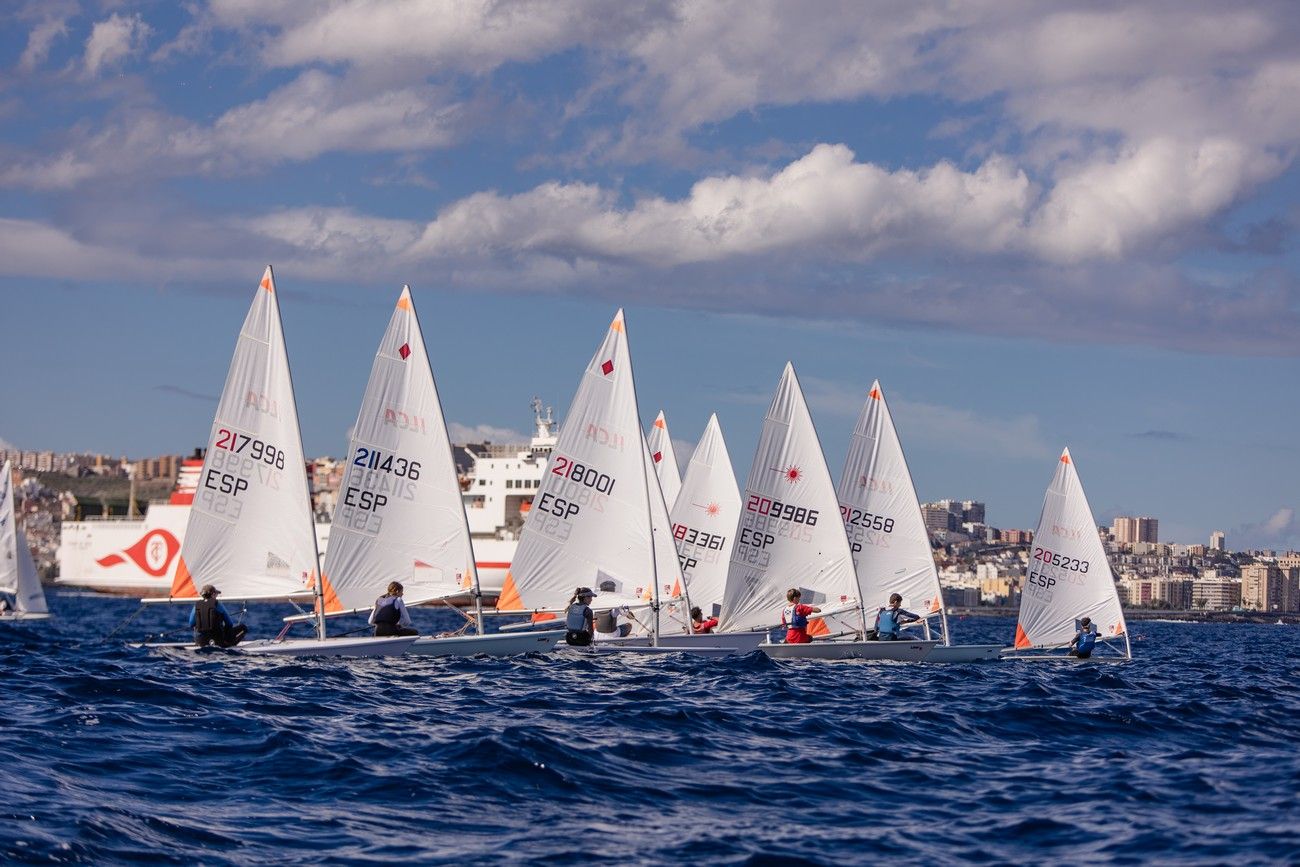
596, 631, 767, 652
238, 635, 419, 657
925, 643, 1004, 662
574, 642, 741, 657
406, 630, 563, 656
0, 612, 52, 621
761, 639, 938, 661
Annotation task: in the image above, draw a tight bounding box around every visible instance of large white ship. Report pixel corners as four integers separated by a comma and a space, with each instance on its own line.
56, 401, 559, 600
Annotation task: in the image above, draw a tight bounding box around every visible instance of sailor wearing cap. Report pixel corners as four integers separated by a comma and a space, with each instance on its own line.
564, 586, 595, 646
189, 584, 248, 648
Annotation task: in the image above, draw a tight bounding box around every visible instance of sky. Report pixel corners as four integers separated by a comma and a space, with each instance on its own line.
0, 0, 1297, 550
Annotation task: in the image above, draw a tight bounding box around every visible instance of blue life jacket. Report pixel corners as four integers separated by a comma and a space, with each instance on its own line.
1076, 629, 1097, 653
373, 596, 401, 625
784, 604, 808, 629
565, 603, 591, 632
877, 607, 902, 636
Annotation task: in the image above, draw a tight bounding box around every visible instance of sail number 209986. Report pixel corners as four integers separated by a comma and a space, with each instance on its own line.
746, 495, 818, 525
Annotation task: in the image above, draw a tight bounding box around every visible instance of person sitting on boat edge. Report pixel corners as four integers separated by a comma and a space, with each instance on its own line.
190, 585, 247, 648
691, 606, 719, 634
369, 581, 419, 637
564, 587, 595, 647
874, 593, 921, 640
781, 588, 821, 644
1069, 617, 1097, 659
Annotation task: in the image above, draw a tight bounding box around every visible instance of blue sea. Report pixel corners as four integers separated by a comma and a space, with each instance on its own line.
2, 594, 1298, 865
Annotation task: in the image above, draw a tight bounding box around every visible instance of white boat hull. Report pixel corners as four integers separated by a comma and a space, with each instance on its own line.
239, 635, 419, 657
406, 630, 563, 656
1001, 650, 1130, 663
574, 642, 741, 657
761, 639, 938, 661
596, 631, 767, 652
0, 612, 52, 621
925, 643, 1004, 662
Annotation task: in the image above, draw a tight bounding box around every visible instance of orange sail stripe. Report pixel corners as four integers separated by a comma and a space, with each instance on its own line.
496, 571, 523, 611
169, 556, 198, 597
531, 612, 558, 623
1014, 622, 1031, 649
807, 617, 831, 637
319, 572, 343, 614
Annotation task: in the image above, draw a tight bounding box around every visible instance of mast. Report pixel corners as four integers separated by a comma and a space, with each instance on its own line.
621, 311, 661, 647
267, 264, 326, 642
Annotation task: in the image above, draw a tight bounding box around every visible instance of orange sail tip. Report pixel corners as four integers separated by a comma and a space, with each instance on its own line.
1014, 623, 1031, 649
319, 573, 343, 613
169, 556, 198, 598
396, 285, 412, 310
929, 597, 941, 613
807, 617, 830, 637
653, 416, 666, 429
1060, 448, 1071, 464
496, 571, 523, 611
610, 309, 625, 332
259, 266, 274, 292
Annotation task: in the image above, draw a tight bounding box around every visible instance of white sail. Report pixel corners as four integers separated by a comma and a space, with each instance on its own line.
1014, 449, 1128, 653
630, 430, 691, 636
0, 461, 17, 595
718, 363, 859, 633
499, 310, 664, 615
320, 286, 474, 614
836, 381, 943, 625
14, 531, 47, 615
647, 411, 682, 511
669, 414, 741, 620
169, 267, 318, 600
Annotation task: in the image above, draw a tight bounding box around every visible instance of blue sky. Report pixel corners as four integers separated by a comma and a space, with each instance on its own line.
0, 1, 1297, 550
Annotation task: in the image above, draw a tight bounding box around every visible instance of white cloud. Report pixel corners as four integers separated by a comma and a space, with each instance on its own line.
18, 17, 69, 72
1233, 507, 1300, 550
84, 13, 152, 77
446, 422, 531, 444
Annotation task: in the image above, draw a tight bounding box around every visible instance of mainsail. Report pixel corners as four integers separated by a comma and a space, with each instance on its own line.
718, 363, 858, 633
319, 286, 475, 614
169, 267, 318, 601
835, 381, 944, 631
499, 310, 683, 623
647, 411, 682, 511
1, 460, 48, 615
1014, 449, 1129, 654
670, 414, 741, 620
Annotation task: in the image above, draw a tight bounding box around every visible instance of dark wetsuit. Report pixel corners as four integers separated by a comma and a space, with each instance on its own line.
190, 598, 247, 648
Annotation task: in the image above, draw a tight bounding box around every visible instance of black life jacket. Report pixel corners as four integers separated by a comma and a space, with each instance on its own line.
193, 597, 221, 632
373, 595, 401, 625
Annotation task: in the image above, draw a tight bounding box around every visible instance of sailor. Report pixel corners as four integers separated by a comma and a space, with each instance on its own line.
875, 593, 921, 640
1069, 616, 1098, 659
190, 585, 248, 648
369, 581, 420, 637
781, 588, 821, 644
564, 587, 595, 646
691, 606, 719, 634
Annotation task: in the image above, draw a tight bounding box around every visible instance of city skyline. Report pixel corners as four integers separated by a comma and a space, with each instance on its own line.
1, 2, 1298, 549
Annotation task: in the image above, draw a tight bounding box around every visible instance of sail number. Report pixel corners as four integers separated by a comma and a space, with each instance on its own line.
745, 495, 819, 525
215, 429, 286, 469
352, 447, 421, 479
1032, 547, 1089, 573
551, 455, 616, 494
672, 524, 726, 550
840, 506, 893, 533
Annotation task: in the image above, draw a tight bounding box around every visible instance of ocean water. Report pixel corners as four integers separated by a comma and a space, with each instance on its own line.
2, 594, 1298, 865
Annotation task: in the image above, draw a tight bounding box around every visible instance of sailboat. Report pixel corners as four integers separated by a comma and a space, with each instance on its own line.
832, 381, 1001, 662
1003, 449, 1131, 661
285, 286, 560, 656
668, 414, 741, 624
495, 310, 738, 655
0, 460, 51, 621
647, 411, 682, 511
720, 364, 935, 661
142, 267, 416, 656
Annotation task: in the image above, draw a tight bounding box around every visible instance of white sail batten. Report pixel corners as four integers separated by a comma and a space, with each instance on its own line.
835, 381, 944, 633
320, 286, 474, 613
168, 267, 318, 601
718, 363, 859, 633
647, 411, 682, 511
669, 414, 741, 620
499, 310, 665, 615
1014, 449, 1128, 654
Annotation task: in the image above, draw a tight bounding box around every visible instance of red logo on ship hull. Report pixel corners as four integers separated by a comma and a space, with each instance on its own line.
96, 529, 181, 577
